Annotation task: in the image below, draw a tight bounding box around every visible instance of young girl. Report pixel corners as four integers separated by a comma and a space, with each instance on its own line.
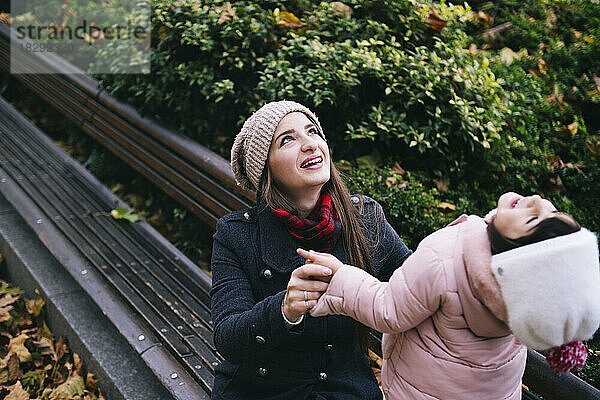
298, 192, 600, 400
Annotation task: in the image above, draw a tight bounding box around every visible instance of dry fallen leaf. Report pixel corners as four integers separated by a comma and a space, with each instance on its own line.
427, 9, 447, 32
538, 58, 547, 74
55, 336, 69, 361
469, 43, 481, 55
6, 353, 21, 382
546, 155, 562, 169
86, 373, 99, 393
158, 26, 169, 41
548, 175, 565, 192
0, 300, 15, 322
586, 140, 599, 157
0, 13, 13, 25
372, 366, 382, 385
49, 375, 85, 400
0, 295, 20, 309
385, 176, 396, 188
8, 334, 32, 363
33, 336, 56, 360
217, 1, 237, 25
73, 354, 83, 377
0, 353, 19, 374
500, 47, 523, 66
436, 202, 456, 213
391, 162, 405, 176
331, 2, 353, 18
433, 178, 450, 192
368, 349, 382, 368
27, 291, 45, 318
6, 381, 29, 400
472, 10, 492, 24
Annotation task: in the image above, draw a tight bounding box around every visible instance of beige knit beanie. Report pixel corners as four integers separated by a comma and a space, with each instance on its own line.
231, 100, 324, 191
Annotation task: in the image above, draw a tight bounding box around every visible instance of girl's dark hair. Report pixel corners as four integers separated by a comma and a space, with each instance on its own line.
259, 113, 376, 355
487, 214, 581, 255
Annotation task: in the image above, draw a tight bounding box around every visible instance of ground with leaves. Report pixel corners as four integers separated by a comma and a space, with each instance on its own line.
0, 255, 104, 400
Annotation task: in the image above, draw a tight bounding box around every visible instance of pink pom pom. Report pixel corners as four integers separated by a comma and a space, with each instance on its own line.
546, 341, 587, 374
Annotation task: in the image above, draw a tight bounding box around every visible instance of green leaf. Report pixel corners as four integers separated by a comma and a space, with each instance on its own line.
110, 207, 140, 223
27, 291, 45, 318
0, 283, 24, 297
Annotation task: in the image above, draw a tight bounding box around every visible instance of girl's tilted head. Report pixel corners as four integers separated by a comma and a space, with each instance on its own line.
485, 192, 599, 373
488, 192, 581, 255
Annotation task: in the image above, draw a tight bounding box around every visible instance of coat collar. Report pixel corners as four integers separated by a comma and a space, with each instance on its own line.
457, 216, 510, 337
256, 196, 347, 273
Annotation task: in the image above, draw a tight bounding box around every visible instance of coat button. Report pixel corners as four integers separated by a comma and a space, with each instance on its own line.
319, 372, 328, 381
255, 335, 266, 344
351, 196, 359, 204
324, 344, 333, 352
243, 212, 250, 220
262, 269, 273, 279
258, 367, 268, 377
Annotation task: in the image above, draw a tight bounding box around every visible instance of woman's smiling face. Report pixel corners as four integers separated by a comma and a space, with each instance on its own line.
267, 112, 330, 198
493, 192, 573, 239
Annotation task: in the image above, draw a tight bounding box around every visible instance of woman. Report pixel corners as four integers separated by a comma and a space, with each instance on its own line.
210, 100, 412, 399
301, 192, 600, 399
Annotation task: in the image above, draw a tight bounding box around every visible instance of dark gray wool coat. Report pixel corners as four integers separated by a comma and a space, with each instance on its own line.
210, 194, 412, 400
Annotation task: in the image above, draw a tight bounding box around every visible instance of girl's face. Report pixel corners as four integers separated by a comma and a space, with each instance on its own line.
267, 112, 331, 198
494, 192, 562, 239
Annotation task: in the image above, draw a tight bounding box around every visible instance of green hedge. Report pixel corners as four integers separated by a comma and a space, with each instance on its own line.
95, 1, 510, 173
92, 0, 600, 238
340, 160, 456, 250
464, 0, 600, 134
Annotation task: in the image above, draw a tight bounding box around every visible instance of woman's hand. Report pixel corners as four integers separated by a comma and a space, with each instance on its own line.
283, 264, 331, 323
297, 248, 345, 275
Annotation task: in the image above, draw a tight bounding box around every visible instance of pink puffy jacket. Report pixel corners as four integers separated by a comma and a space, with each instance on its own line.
311, 215, 527, 400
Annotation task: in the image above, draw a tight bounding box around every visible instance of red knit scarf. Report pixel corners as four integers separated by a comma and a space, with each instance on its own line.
271, 193, 342, 253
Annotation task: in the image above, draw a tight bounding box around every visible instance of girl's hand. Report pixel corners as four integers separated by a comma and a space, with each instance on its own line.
297, 248, 345, 275
283, 264, 332, 323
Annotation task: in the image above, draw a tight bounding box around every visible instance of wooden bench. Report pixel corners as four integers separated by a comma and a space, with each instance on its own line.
0, 95, 218, 399
0, 23, 254, 229
0, 21, 598, 400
